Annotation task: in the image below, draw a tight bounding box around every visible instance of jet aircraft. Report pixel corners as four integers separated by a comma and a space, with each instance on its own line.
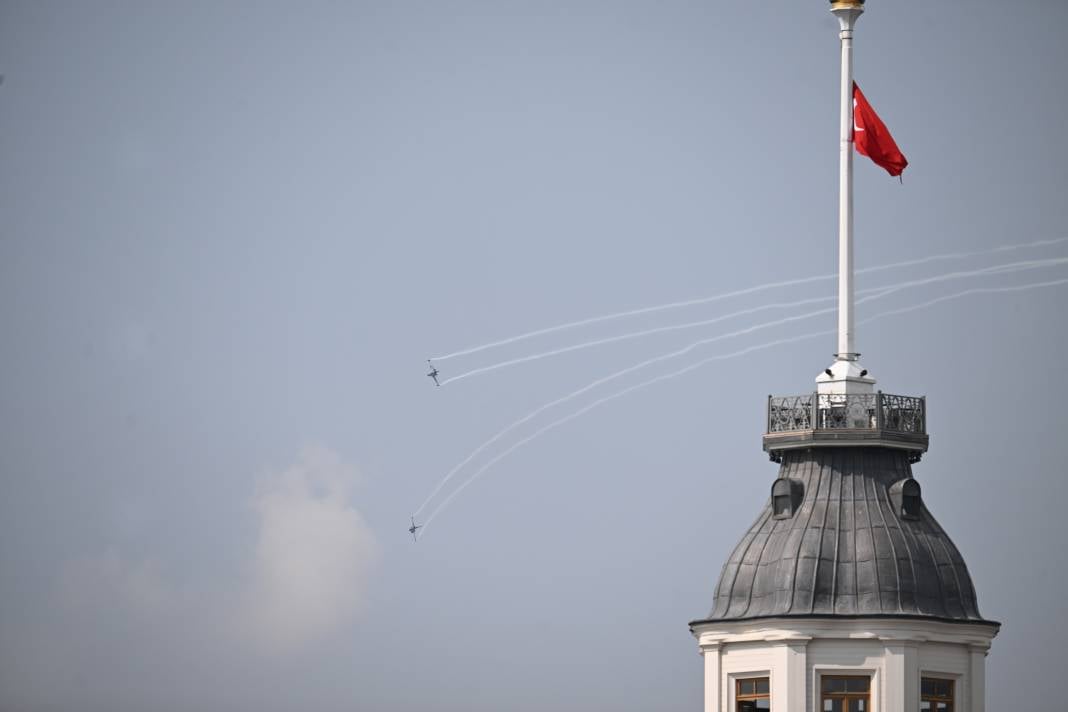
426, 360, 440, 387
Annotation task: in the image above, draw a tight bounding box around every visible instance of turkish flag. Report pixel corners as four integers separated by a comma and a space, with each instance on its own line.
853, 82, 908, 177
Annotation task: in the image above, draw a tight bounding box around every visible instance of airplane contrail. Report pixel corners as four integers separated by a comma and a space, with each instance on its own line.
418, 276, 1068, 534
856, 277, 1068, 325
437, 293, 841, 387
437, 255, 1068, 385
429, 237, 1067, 362
417, 286, 910, 517
417, 257, 1068, 517
419, 330, 836, 533
412, 299, 858, 517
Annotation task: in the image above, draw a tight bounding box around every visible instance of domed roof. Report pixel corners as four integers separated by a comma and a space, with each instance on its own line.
697, 447, 993, 624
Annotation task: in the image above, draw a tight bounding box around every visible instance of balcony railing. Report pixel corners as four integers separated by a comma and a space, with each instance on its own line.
767, 392, 926, 435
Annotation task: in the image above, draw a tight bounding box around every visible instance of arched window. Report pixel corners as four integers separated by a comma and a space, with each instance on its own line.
772, 478, 796, 519
890, 478, 923, 520
902, 479, 922, 518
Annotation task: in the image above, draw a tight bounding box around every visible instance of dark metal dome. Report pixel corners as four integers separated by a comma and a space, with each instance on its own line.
696, 447, 993, 624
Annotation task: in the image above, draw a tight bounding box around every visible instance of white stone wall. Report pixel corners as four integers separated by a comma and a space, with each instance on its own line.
692, 618, 996, 712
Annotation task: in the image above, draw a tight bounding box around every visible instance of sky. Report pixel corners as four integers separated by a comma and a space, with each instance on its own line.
1, 1, 1066, 710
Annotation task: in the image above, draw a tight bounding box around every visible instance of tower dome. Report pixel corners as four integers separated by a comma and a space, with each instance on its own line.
699, 447, 989, 624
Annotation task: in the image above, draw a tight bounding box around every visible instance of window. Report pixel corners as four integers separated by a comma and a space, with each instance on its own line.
890, 478, 923, 520
736, 677, 769, 711
821, 675, 870, 712
901, 479, 922, 518
772, 479, 792, 518
771, 478, 799, 519
921, 677, 954, 711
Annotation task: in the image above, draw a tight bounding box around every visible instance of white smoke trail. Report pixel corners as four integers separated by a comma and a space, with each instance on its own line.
419, 276, 1068, 534
412, 298, 857, 517
437, 255, 1068, 385
416, 285, 912, 517
416, 330, 833, 531
438, 293, 841, 386
417, 257, 1068, 516
857, 277, 1068, 324
419, 330, 835, 534
429, 237, 1067, 362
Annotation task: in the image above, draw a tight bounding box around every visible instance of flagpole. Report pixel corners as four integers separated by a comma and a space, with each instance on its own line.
818, 0, 874, 394
836, 2, 859, 360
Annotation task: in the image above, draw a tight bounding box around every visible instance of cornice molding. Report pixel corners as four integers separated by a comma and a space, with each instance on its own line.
692, 616, 998, 648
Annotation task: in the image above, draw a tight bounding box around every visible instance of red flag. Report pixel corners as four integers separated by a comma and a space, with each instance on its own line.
853, 82, 908, 177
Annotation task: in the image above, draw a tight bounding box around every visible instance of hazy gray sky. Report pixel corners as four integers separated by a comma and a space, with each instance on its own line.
1, 1, 1066, 710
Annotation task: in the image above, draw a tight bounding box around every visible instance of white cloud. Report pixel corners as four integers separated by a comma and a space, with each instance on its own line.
239, 445, 379, 652
47, 446, 378, 664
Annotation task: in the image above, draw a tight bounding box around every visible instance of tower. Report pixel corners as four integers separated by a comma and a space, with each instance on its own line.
688, 3, 999, 710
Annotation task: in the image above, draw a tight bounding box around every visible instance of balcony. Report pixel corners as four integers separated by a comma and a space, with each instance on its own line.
763, 391, 928, 462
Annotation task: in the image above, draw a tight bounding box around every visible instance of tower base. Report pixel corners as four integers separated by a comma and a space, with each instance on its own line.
691, 617, 996, 712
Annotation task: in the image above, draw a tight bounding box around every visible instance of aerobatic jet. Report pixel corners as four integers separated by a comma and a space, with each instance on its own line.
408, 516, 422, 541
426, 360, 440, 387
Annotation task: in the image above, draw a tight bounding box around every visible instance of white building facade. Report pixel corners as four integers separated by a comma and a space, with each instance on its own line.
693, 618, 996, 712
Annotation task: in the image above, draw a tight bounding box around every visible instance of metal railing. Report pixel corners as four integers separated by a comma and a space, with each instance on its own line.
767, 392, 925, 435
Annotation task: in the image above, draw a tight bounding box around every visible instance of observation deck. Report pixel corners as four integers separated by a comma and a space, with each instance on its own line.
763, 391, 928, 462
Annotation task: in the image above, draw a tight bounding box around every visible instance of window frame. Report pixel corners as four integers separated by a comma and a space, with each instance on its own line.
920, 676, 954, 711
819, 674, 871, 711
734, 676, 770, 711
